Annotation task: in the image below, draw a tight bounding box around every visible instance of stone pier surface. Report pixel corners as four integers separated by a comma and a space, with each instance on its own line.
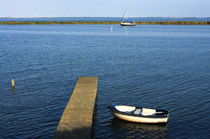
54, 77, 98, 139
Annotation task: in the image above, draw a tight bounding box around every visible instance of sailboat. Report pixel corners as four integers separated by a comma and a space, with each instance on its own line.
120, 11, 136, 26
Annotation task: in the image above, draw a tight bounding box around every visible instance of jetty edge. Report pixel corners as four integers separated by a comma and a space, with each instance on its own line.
54, 77, 98, 139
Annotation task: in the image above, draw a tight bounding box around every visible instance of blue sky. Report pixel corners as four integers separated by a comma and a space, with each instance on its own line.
0, 0, 210, 17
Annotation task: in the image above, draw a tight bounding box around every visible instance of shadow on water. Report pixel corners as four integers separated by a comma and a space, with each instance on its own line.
54, 127, 91, 139
109, 118, 168, 139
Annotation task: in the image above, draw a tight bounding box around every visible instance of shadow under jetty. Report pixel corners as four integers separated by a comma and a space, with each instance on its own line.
54, 126, 91, 139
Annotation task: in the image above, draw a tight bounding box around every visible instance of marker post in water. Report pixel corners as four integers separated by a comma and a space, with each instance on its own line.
11, 79, 15, 89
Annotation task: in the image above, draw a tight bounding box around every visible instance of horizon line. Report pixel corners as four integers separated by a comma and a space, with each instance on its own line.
1, 16, 210, 19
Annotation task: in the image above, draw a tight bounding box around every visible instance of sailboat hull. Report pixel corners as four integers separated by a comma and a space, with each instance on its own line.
120, 22, 136, 26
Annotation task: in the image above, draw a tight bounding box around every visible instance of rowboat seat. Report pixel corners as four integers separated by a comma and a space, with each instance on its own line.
142, 108, 156, 116
134, 109, 142, 115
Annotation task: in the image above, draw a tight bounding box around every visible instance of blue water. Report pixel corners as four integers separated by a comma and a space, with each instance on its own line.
1, 17, 210, 22
0, 24, 210, 138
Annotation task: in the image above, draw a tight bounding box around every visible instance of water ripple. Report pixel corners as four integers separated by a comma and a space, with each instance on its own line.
1, 24, 210, 138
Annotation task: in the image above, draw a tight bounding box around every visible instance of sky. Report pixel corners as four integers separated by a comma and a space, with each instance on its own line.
0, 0, 210, 17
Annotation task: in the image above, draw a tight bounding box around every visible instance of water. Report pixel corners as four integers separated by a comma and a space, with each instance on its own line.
1, 17, 210, 22
0, 24, 210, 139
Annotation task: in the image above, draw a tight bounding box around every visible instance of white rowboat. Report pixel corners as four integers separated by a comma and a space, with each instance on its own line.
108, 105, 169, 124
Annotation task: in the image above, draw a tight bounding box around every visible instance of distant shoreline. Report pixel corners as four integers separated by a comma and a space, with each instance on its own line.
0, 21, 210, 25
1, 16, 210, 18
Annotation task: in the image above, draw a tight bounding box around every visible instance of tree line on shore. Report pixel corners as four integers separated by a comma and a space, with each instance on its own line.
0, 21, 210, 25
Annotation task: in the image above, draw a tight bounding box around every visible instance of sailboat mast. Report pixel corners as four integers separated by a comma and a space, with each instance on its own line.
122, 10, 127, 22
125, 11, 127, 21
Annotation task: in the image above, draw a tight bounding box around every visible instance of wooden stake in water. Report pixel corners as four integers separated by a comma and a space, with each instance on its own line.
11, 79, 15, 88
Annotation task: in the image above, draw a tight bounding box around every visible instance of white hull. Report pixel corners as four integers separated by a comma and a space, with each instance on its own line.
111, 111, 168, 123
120, 22, 136, 26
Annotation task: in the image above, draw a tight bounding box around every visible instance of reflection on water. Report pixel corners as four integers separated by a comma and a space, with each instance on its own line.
109, 118, 168, 139
11, 87, 15, 93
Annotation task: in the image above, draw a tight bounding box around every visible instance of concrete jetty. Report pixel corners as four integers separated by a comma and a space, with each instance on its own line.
54, 77, 98, 139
